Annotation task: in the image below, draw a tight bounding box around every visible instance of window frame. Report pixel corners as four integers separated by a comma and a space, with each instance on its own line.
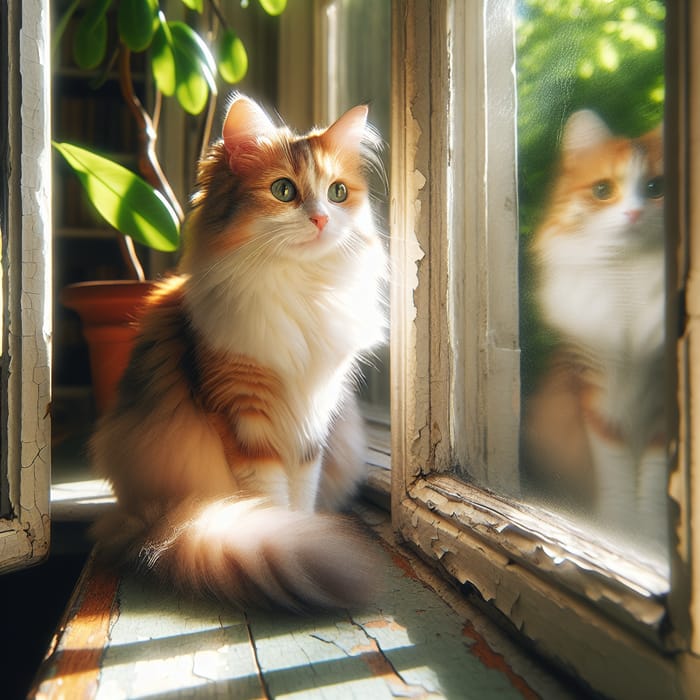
0, 0, 52, 575
390, 0, 700, 696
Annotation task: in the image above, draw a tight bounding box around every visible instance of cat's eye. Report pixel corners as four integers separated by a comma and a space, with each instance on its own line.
592, 179, 614, 200
645, 175, 664, 199
328, 181, 348, 203
271, 178, 297, 202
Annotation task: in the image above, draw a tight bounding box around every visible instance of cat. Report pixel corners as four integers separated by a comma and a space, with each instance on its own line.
522, 109, 667, 553
89, 94, 388, 610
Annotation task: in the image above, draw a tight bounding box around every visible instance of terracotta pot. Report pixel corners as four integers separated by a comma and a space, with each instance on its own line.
61, 280, 155, 414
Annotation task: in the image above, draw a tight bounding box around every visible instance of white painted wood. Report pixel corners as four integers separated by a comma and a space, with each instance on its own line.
667, 0, 700, 667
37, 508, 577, 700
0, 0, 52, 574
390, 0, 700, 696
395, 496, 683, 700
390, 0, 430, 521
449, 0, 520, 492
391, 0, 519, 490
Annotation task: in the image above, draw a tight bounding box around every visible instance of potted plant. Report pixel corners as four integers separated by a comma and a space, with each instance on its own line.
53, 0, 285, 412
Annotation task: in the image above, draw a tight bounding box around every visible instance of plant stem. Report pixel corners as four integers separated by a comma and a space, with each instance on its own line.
199, 90, 217, 160
118, 236, 146, 283
117, 44, 185, 224
207, 0, 230, 31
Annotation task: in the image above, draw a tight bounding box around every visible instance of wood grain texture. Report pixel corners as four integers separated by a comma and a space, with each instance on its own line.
32, 555, 120, 700
29, 511, 552, 699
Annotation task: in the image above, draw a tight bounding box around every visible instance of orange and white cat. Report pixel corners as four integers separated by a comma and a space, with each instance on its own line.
523, 110, 667, 552
89, 95, 387, 610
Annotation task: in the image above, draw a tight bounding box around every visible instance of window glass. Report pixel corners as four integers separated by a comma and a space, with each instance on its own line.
515, 1, 668, 568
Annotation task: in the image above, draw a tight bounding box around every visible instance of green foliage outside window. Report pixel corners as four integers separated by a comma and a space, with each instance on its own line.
517, 0, 666, 237
516, 0, 666, 391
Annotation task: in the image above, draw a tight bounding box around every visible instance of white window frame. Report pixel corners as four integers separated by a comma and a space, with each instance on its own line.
391, 0, 700, 697
0, 0, 52, 574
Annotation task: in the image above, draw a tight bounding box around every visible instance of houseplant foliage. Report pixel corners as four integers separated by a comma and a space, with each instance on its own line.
53, 0, 286, 412
53, 0, 287, 277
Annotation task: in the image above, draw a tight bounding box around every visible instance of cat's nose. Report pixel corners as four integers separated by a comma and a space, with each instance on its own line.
309, 213, 329, 232
626, 208, 642, 224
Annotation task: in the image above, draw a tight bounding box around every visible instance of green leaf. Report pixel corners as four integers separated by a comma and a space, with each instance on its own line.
73, 15, 107, 69
151, 20, 214, 113
118, 0, 158, 52
53, 142, 180, 252
174, 53, 209, 115
73, 0, 112, 69
258, 0, 286, 16
218, 30, 248, 84
180, 0, 203, 11
169, 21, 217, 92
151, 21, 177, 96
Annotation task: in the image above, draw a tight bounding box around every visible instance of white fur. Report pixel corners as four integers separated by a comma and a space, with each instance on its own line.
534, 120, 667, 551
183, 200, 386, 460
91, 98, 387, 610
537, 153, 665, 440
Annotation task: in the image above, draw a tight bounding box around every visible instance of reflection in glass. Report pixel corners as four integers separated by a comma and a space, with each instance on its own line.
517, 1, 668, 564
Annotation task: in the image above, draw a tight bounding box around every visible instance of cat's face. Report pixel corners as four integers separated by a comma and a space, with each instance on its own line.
182, 96, 381, 268
534, 110, 664, 263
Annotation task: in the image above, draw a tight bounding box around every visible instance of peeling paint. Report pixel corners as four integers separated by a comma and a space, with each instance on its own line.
0, 0, 51, 575
462, 622, 539, 700
391, 552, 422, 582
397, 484, 685, 698
355, 640, 434, 698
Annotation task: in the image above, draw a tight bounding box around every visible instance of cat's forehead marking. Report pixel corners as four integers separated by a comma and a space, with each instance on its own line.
285, 137, 316, 173
278, 136, 344, 190
565, 139, 655, 190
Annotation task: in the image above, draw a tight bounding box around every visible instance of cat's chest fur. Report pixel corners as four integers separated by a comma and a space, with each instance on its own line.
539, 246, 664, 436
538, 242, 664, 359
185, 242, 384, 448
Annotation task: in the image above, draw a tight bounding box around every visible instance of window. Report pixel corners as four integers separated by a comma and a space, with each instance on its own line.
516, 0, 668, 571
0, 0, 52, 573
391, 0, 699, 696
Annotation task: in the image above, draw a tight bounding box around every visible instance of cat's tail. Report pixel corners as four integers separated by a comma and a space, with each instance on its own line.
92, 497, 381, 611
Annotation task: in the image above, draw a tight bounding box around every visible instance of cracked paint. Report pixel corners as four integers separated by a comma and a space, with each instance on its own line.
462, 622, 539, 700
353, 639, 433, 698
34, 522, 538, 699
0, 0, 51, 575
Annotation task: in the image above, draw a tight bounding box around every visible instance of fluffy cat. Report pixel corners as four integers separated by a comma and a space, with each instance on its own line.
523, 110, 667, 551
89, 95, 387, 610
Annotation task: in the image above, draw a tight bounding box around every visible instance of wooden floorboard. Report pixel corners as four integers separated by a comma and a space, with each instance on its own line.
31, 506, 577, 699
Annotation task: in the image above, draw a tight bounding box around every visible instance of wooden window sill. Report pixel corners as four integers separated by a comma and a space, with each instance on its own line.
30, 503, 577, 700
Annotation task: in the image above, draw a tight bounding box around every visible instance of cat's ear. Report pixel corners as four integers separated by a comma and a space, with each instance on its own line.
561, 110, 613, 153
322, 104, 369, 151
222, 95, 276, 162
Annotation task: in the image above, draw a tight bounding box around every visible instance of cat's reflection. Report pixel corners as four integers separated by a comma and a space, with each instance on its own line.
522, 110, 667, 554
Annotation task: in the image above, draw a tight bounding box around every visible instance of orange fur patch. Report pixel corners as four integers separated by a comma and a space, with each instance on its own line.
181, 129, 371, 260
534, 125, 663, 248
197, 349, 285, 462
